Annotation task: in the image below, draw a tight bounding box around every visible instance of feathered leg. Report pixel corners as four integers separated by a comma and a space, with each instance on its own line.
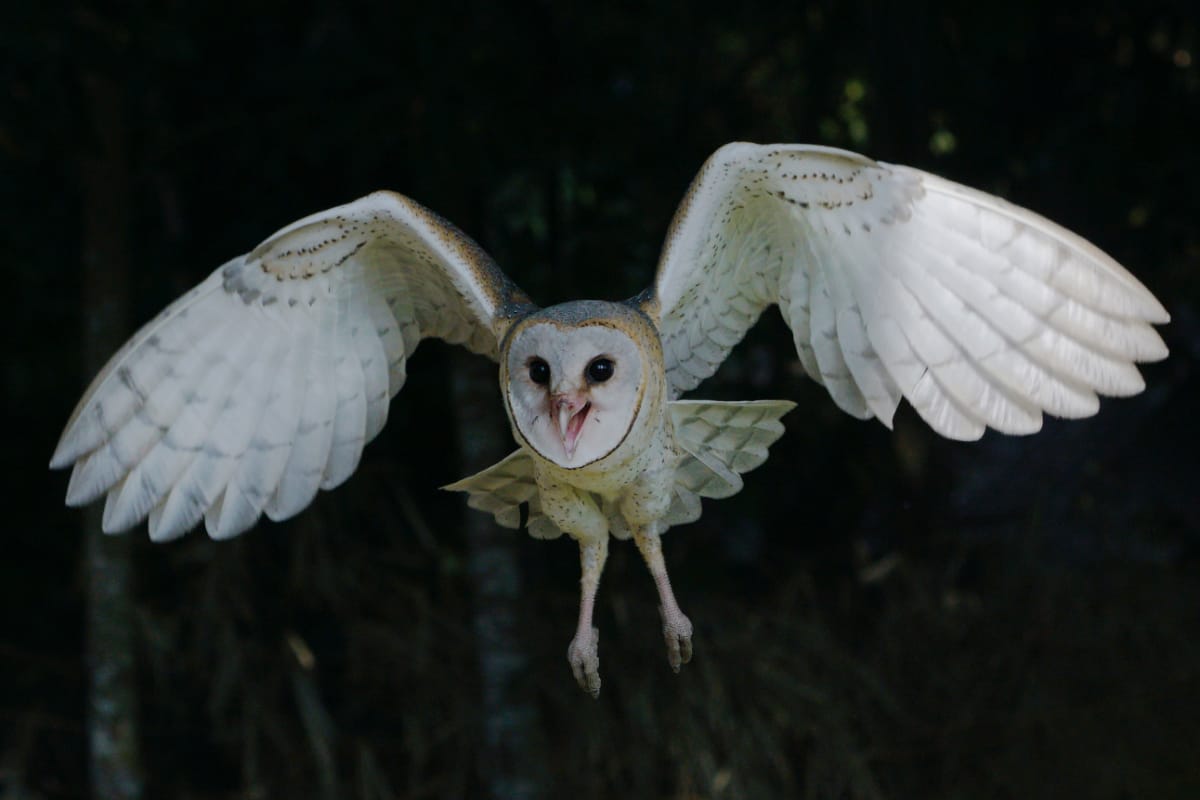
633, 526, 693, 671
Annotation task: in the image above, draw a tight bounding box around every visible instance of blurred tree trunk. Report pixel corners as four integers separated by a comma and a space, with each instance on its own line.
451, 353, 548, 799
79, 72, 144, 800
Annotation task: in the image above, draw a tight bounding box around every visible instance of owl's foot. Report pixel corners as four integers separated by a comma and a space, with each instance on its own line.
632, 526, 694, 672
659, 604, 693, 672
567, 625, 602, 698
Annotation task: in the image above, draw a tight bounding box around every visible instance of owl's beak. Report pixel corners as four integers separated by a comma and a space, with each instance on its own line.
553, 392, 591, 458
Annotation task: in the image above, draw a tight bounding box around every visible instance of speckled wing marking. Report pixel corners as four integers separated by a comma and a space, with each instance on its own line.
643, 142, 1169, 440
52, 191, 535, 541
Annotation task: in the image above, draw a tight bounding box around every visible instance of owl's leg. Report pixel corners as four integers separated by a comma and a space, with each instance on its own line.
538, 482, 611, 696
632, 526, 693, 672
567, 534, 608, 698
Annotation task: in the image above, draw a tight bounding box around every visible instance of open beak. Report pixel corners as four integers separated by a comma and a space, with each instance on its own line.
553, 393, 591, 459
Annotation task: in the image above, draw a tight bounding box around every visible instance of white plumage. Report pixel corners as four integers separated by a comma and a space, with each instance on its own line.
53, 191, 531, 540
52, 143, 1168, 695
652, 144, 1166, 442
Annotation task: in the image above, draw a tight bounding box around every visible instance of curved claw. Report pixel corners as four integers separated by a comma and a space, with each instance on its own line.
567, 626, 602, 698
659, 606, 694, 673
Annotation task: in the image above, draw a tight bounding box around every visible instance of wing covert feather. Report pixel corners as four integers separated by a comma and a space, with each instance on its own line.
644, 143, 1168, 440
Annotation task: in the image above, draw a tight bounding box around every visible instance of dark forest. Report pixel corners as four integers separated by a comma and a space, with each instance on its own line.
3, 2, 1198, 798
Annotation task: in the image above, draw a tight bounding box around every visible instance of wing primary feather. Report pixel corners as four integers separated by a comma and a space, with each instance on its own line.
101, 321, 258, 533
51, 270, 228, 469
146, 499, 173, 542
906, 368, 987, 441
895, 220, 1108, 418
912, 190, 1168, 362
874, 233, 1044, 435
900, 214, 1148, 399
154, 309, 289, 541
897, 166, 1170, 323
64, 305, 237, 509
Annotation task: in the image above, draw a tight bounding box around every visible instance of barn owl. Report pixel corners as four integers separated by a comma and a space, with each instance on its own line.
52, 143, 1169, 697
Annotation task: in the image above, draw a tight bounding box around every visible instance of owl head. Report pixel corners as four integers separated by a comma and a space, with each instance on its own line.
501, 301, 662, 469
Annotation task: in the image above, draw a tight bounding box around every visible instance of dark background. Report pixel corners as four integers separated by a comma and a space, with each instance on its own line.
4, 2, 1199, 798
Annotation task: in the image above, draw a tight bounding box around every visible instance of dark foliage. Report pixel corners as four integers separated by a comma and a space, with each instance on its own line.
3, 2, 1198, 798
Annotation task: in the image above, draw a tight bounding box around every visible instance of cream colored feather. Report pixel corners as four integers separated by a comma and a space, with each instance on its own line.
651, 143, 1168, 440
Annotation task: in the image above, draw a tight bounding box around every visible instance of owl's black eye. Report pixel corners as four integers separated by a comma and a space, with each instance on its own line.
528, 358, 550, 385
586, 357, 614, 384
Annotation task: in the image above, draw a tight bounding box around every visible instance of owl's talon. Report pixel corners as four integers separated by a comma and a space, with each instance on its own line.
659, 605, 693, 672
567, 626, 601, 698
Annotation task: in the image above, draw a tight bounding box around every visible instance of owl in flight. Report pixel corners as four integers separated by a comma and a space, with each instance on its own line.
52, 143, 1168, 696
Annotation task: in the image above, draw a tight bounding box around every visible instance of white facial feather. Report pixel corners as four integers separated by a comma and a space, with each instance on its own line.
504, 318, 645, 469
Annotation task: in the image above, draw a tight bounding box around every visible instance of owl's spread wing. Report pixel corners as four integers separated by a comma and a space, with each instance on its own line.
52, 191, 534, 541
643, 143, 1169, 439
